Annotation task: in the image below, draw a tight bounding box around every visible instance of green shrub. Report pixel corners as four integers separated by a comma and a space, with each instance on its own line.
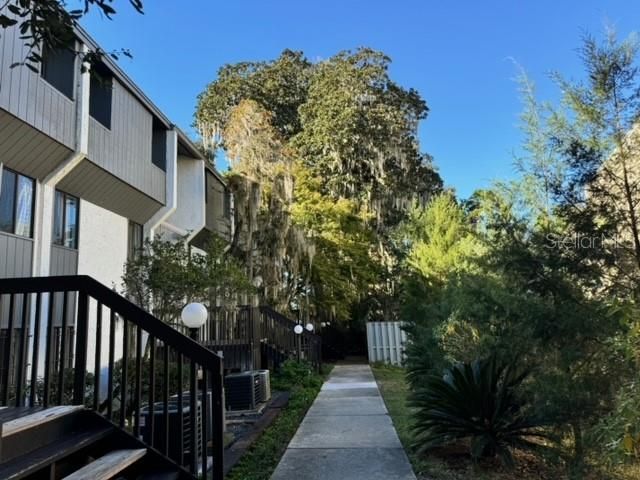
588, 381, 640, 467
411, 355, 549, 467
272, 360, 322, 391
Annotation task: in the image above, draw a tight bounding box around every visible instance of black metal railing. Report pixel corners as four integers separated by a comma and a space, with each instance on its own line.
258, 306, 322, 371
191, 304, 322, 373
201, 306, 254, 343
0, 276, 224, 480
185, 306, 260, 374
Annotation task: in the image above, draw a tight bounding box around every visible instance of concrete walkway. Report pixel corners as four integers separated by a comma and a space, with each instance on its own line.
271, 364, 416, 480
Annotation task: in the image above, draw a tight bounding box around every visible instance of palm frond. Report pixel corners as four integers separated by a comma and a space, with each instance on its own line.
410, 354, 551, 467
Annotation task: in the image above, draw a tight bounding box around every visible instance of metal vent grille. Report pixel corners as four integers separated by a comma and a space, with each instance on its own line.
254, 369, 271, 403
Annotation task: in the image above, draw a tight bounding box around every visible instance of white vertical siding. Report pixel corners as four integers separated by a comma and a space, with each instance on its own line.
0, 20, 77, 149
0, 233, 33, 278
366, 321, 407, 366
49, 245, 79, 275
87, 80, 165, 204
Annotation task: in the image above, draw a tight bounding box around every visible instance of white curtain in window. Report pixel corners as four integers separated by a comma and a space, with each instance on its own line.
14, 176, 33, 237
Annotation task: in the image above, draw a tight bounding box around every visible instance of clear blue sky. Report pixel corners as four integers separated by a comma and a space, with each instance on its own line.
80, 0, 640, 198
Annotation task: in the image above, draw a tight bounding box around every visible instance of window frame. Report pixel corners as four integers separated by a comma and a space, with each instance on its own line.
0, 168, 35, 239
53, 190, 80, 250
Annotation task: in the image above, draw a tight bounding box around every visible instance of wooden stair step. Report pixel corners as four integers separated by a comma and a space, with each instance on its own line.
0, 407, 43, 424
62, 448, 147, 480
1, 406, 84, 438
0, 424, 114, 480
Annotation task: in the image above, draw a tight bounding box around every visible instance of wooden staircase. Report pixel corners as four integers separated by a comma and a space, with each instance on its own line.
0, 406, 192, 479
0, 406, 193, 480
0, 275, 226, 479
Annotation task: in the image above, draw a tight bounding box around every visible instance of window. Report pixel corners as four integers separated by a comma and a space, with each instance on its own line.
53, 191, 79, 249
152, 127, 167, 171
0, 170, 16, 233
0, 168, 35, 238
89, 65, 113, 129
41, 45, 76, 100
127, 221, 143, 261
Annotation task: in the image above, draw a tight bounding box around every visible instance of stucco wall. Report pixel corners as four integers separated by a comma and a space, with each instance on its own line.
77, 199, 129, 287
77, 199, 128, 397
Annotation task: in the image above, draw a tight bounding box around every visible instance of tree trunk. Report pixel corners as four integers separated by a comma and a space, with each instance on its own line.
572, 421, 584, 465
621, 161, 640, 273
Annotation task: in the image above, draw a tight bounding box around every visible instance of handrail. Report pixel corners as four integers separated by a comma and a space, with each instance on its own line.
0, 276, 223, 369
258, 304, 322, 371
259, 304, 322, 341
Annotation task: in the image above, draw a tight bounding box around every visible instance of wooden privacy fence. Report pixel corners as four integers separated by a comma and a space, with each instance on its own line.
366, 321, 407, 366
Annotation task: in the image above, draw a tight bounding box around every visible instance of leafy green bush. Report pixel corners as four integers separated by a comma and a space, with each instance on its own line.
588, 381, 640, 467
272, 360, 322, 391
29, 368, 95, 406
411, 355, 548, 467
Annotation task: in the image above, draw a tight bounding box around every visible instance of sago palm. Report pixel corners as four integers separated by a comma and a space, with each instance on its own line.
410, 355, 548, 467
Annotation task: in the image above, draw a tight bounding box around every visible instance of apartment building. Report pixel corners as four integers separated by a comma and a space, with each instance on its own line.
0, 24, 232, 290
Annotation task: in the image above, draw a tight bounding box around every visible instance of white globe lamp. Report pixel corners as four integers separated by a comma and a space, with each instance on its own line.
181, 302, 207, 339
305, 323, 314, 332
293, 324, 304, 335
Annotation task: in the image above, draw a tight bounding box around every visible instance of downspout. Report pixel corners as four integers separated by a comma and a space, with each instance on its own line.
184, 159, 207, 244
145, 128, 178, 238
137, 130, 178, 340
146, 156, 208, 244
223, 190, 235, 253
44, 44, 90, 185
32, 44, 90, 276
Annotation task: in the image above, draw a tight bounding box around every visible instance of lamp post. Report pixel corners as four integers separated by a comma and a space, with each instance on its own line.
181, 302, 207, 473
294, 323, 303, 361
181, 302, 208, 341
